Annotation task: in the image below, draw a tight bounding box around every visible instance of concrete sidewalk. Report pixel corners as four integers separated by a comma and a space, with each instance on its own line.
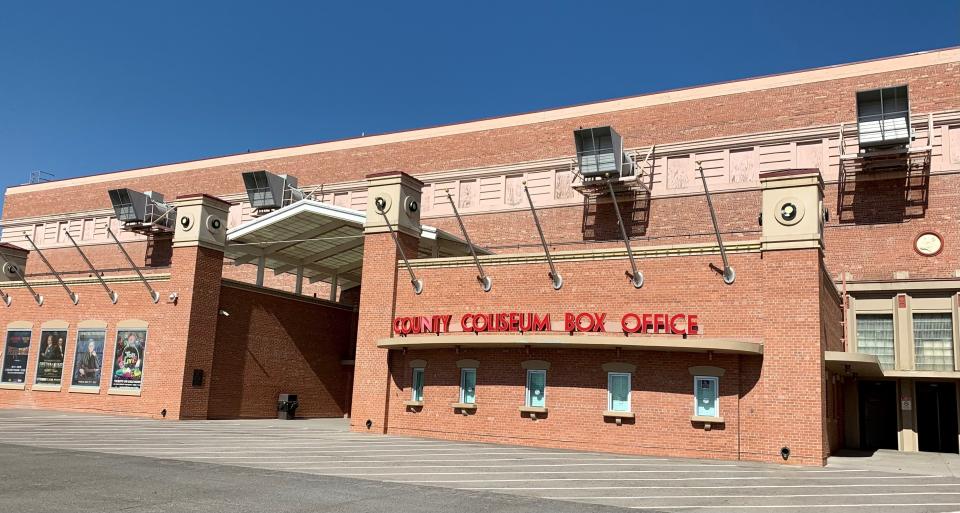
830, 449, 960, 478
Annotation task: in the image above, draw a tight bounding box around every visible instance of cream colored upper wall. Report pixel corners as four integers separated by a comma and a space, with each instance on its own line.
7, 47, 959, 197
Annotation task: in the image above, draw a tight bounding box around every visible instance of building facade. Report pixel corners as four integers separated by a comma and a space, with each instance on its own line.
0, 48, 958, 465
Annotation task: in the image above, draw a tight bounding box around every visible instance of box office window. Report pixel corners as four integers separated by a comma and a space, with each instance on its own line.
460, 368, 476, 404
607, 372, 631, 412
856, 314, 895, 369
694, 376, 719, 418
914, 313, 955, 371
525, 369, 546, 408
411, 368, 424, 402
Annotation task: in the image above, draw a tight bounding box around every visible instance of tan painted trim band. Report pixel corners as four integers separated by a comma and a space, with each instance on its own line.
77, 320, 107, 329
602, 362, 637, 373
6, 321, 32, 330
381, 334, 763, 355
521, 360, 551, 370
8, 48, 957, 196
116, 319, 148, 329
0, 273, 170, 289
689, 366, 726, 377
410, 241, 763, 269
40, 320, 69, 330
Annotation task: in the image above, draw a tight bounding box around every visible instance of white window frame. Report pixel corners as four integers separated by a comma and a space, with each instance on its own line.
607, 372, 631, 412
525, 369, 546, 407
693, 375, 720, 418
459, 368, 476, 404
411, 367, 424, 402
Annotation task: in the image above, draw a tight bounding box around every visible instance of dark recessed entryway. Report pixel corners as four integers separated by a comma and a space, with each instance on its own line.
859, 380, 898, 450
916, 381, 959, 454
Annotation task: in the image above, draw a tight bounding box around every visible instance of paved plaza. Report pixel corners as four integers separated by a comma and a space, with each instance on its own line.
2, 410, 960, 512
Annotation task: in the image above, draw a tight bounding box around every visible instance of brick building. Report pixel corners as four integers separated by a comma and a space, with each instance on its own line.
0, 47, 958, 465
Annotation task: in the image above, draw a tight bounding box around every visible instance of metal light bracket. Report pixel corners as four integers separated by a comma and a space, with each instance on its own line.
24, 234, 78, 304
445, 191, 491, 292
606, 179, 643, 288
522, 182, 562, 290
375, 206, 423, 295
106, 228, 161, 303
64, 231, 119, 304
697, 162, 735, 285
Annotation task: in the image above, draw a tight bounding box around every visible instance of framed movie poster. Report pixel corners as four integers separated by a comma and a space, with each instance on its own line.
35, 330, 68, 385
110, 329, 147, 390
71, 329, 105, 387
1, 330, 32, 384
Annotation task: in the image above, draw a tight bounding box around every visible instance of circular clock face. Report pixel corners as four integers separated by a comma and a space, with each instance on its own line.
915, 232, 943, 256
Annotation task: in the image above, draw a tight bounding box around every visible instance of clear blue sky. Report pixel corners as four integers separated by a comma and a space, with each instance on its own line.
0, 1, 957, 203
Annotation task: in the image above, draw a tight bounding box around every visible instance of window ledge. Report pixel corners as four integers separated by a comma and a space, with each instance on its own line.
31, 384, 62, 392
690, 415, 724, 424
450, 402, 477, 410
603, 410, 635, 419
404, 400, 424, 407
107, 388, 141, 397
0, 383, 26, 390
518, 406, 548, 414
68, 386, 100, 394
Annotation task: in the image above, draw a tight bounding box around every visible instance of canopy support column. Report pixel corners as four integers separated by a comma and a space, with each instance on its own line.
256, 255, 266, 286
295, 264, 304, 295
329, 273, 338, 301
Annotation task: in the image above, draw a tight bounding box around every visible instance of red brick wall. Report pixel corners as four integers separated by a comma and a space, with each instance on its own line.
366, 246, 829, 464
0, 244, 222, 419
351, 231, 419, 433
4, 62, 956, 220
822, 174, 960, 281
207, 282, 357, 419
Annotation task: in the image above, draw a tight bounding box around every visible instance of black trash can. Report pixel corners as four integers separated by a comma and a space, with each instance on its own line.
277, 394, 299, 420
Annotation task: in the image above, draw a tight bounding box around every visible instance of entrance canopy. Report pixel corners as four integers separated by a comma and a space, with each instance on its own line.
225, 199, 484, 290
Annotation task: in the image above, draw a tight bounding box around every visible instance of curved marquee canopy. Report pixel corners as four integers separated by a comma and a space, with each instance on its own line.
225, 199, 485, 290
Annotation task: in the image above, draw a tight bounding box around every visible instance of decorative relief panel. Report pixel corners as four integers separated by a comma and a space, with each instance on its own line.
949, 126, 960, 164
729, 148, 757, 183
459, 180, 477, 209
504, 175, 524, 207
554, 169, 575, 200
666, 156, 693, 190
796, 140, 824, 171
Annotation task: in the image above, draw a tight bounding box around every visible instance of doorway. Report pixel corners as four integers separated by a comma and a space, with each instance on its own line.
916, 382, 959, 454
859, 381, 898, 450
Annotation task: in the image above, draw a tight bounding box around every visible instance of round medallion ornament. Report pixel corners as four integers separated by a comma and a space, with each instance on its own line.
914, 232, 943, 257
